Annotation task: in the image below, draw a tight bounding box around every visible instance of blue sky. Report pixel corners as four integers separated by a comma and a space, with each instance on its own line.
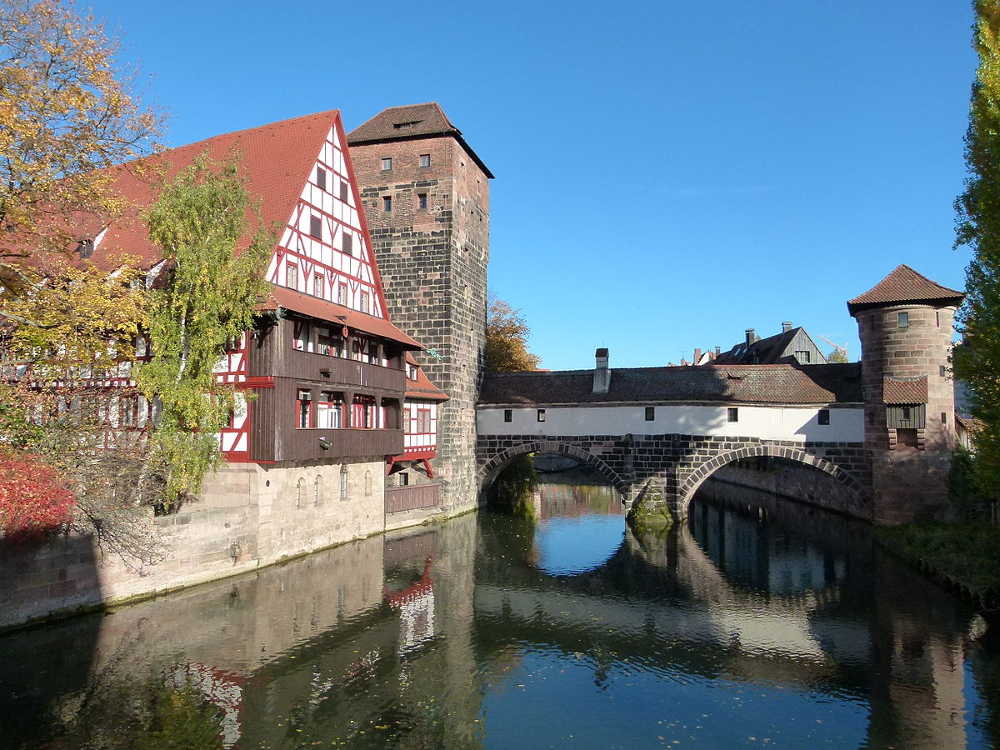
92, 0, 976, 369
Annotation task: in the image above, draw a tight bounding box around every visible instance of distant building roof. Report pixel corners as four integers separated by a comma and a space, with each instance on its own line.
714, 326, 825, 365
882, 376, 928, 405
480, 363, 862, 407
347, 102, 494, 178
404, 352, 448, 401
847, 265, 964, 314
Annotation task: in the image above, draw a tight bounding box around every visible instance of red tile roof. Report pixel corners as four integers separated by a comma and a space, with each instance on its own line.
78, 110, 341, 271
403, 353, 448, 402
882, 376, 928, 404
262, 286, 421, 349
847, 265, 964, 314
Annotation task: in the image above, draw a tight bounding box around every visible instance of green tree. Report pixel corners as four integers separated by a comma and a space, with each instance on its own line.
136, 154, 272, 504
485, 295, 540, 372
954, 0, 1000, 497
826, 347, 849, 363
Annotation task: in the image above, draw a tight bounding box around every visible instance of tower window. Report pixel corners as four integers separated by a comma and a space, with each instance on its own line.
942, 412, 948, 424
940, 365, 947, 377
381, 157, 392, 171
645, 406, 655, 421
383, 196, 392, 212
419, 153, 431, 168
936, 310, 940, 327
902, 405, 911, 421
727, 407, 739, 423
537, 408, 546, 422
503, 409, 512, 423
818, 409, 830, 425
418, 193, 428, 210
898, 312, 909, 329
316, 167, 326, 191
310, 214, 322, 239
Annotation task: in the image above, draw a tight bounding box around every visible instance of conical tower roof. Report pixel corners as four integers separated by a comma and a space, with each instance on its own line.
847, 265, 964, 314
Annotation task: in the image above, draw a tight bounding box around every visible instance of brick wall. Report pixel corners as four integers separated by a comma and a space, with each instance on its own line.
350, 135, 489, 514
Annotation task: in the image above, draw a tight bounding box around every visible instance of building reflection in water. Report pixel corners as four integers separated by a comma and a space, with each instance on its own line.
0, 472, 996, 749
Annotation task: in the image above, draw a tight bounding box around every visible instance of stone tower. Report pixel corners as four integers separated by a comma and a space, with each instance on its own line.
848, 265, 965, 523
348, 104, 492, 513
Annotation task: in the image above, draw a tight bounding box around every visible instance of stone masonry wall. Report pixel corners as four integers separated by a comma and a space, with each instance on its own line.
350, 136, 489, 514
0, 459, 386, 630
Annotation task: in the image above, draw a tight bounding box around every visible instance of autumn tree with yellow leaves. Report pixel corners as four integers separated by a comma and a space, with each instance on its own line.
485, 295, 541, 372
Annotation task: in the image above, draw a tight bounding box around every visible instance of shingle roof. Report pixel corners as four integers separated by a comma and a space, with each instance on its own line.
715, 327, 807, 365
479, 363, 862, 406
882, 376, 928, 404
346, 103, 494, 178
847, 265, 964, 314
261, 286, 421, 349
70, 110, 340, 271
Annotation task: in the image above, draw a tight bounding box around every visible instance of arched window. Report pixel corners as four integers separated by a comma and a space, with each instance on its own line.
314, 475, 323, 506
364, 470, 372, 497
340, 465, 349, 501
296, 477, 305, 509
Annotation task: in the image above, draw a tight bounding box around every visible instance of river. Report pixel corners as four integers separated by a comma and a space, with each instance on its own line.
1, 471, 999, 749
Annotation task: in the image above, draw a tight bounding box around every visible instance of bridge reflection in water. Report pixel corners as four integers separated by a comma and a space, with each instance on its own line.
0, 473, 997, 749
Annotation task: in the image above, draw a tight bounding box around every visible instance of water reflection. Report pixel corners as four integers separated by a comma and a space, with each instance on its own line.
0, 474, 997, 748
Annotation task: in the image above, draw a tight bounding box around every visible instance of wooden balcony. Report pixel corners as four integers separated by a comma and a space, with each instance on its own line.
385, 482, 441, 514
286, 349, 404, 393
277, 427, 404, 462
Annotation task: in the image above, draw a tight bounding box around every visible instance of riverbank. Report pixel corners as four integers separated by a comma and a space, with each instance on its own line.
877, 522, 1000, 608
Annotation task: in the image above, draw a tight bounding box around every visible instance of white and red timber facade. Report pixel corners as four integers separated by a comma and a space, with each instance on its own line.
0, 110, 464, 628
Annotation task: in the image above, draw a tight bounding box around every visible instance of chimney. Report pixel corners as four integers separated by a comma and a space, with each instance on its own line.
781, 321, 793, 333
593, 348, 610, 394
745, 328, 757, 347
693, 348, 702, 364
714, 346, 721, 357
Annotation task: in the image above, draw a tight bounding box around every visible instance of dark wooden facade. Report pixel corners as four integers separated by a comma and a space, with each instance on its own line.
248, 316, 407, 463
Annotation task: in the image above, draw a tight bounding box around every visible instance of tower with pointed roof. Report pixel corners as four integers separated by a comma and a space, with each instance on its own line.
348, 104, 492, 513
849, 265, 965, 521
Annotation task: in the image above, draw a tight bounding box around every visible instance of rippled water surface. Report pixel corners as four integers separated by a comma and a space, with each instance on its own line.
2, 474, 1000, 749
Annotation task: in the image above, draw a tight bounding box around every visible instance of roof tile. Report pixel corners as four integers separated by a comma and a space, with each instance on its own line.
882, 376, 928, 404
848, 265, 963, 313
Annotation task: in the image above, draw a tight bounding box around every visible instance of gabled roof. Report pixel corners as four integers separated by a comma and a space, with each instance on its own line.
479, 363, 863, 406
404, 352, 448, 401
847, 265, 964, 314
262, 286, 421, 349
882, 376, 928, 405
79, 110, 340, 270
347, 103, 494, 178
714, 327, 825, 365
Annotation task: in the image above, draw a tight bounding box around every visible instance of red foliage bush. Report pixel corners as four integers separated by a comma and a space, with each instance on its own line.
0, 450, 75, 542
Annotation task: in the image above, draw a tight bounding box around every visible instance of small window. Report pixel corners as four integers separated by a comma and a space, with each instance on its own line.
313, 273, 324, 298
342, 233, 353, 255
419, 153, 431, 168
316, 167, 326, 191
297, 389, 313, 429
381, 157, 392, 171
310, 214, 322, 239
898, 312, 909, 329
364, 470, 372, 497
339, 181, 349, 202
337, 283, 347, 305
644, 406, 655, 421
383, 196, 392, 212
314, 475, 323, 506
340, 465, 348, 501
398, 472, 409, 487
727, 407, 739, 423
936, 310, 940, 327
939, 365, 947, 377
418, 193, 428, 210
902, 405, 912, 421
537, 408, 546, 423
503, 409, 512, 423
286, 262, 298, 289
296, 477, 305, 509
818, 409, 830, 425
942, 412, 948, 424
795, 350, 811, 364
359, 291, 370, 314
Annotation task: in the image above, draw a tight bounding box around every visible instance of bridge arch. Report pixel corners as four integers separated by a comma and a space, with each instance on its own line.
478, 440, 630, 502
677, 444, 869, 519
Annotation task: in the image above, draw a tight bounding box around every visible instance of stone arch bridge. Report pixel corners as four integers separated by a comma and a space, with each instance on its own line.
476, 362, 872, 520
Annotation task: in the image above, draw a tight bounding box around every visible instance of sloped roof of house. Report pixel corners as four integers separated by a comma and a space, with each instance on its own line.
73, 110, 341, 271
404, 352, 448, 401
479, 363, 862, 406
346, 102, 494, 178
882, 376, 928, 405
714, 326, 823, 365
847, 265, 964, 314
260, 286, 421, 349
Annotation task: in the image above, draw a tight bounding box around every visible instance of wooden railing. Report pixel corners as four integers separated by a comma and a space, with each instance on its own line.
385, 483, 440, 514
